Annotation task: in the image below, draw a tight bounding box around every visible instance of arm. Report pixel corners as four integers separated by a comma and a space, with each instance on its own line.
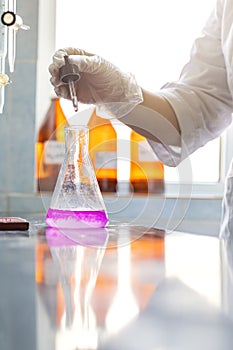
141, 89, 180, 134
120, 88, 181, 146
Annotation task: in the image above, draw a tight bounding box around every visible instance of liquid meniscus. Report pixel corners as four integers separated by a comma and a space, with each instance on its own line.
46, 208, 109, 229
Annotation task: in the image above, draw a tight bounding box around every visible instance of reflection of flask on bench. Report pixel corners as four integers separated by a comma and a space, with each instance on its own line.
130, 130, 164, 194
88, 109, 117, 193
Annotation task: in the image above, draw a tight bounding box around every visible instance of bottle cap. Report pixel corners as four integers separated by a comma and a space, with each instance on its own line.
59, 55, 80, 84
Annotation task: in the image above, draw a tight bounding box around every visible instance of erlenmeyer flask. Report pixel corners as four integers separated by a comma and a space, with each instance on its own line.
46, 126, 109, 229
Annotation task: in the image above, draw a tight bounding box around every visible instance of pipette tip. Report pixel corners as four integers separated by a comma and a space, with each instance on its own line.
72, 99, 78, 112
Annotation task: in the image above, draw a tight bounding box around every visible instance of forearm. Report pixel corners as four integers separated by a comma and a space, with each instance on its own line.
120, 88, 181, 147
141, 89, 181, 134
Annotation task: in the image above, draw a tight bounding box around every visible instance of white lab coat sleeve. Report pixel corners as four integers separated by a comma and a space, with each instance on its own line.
148, 0, 233, 167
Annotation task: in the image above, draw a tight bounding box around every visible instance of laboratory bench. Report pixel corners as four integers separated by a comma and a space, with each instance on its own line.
0, 213, 233, 350
0, 193, 223, 236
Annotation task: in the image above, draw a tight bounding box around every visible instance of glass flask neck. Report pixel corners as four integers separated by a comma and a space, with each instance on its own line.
64, 126, 89, 157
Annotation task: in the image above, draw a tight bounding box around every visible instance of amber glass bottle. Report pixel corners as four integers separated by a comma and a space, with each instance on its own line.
36, 98, 68, 192
129, 130, 164, 193
88, 109, 117, 192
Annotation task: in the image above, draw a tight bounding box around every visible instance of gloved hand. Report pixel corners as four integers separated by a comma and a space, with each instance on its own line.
49, 47, 143, 118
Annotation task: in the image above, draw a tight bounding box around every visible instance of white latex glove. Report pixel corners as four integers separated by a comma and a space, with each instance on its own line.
49, 47, 143, 119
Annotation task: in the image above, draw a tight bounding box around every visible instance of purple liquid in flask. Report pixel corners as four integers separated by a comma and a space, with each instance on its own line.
46, 208, 109, 229
45, 126, 109, 230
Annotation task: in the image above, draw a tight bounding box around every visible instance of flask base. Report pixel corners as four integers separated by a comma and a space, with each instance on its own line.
46, 208, 109, 229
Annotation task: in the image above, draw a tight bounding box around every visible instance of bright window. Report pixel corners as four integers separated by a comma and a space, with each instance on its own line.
55, 0, 231, 194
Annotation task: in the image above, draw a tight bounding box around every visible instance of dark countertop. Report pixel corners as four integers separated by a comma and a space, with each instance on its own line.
0, 214, 232, 350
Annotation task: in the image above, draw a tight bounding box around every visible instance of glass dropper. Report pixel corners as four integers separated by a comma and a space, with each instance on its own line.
59, 55, 80, 113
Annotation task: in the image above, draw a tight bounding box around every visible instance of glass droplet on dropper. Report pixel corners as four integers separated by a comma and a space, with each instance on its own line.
46, 126, 109, 229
